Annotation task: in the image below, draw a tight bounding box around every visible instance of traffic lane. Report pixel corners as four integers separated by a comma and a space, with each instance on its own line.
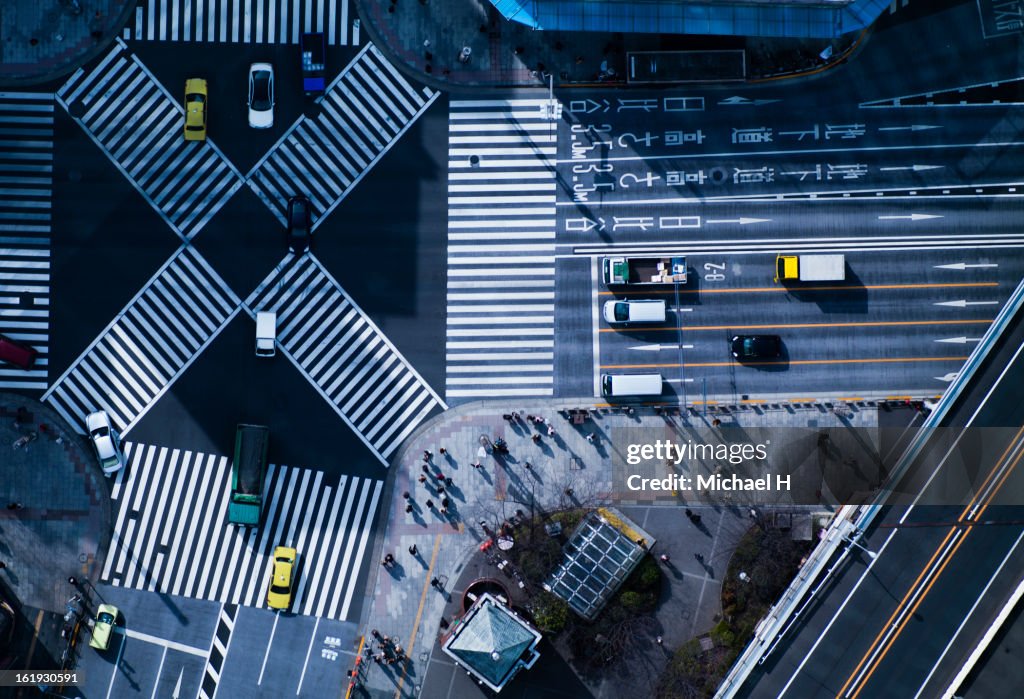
218, 607, 356, 697
558, 198, 1024, 247
740, 509, 965, 699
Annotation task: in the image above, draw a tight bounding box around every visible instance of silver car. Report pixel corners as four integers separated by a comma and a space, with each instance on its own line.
86, 410, 125, 475
248, 63, 274, 129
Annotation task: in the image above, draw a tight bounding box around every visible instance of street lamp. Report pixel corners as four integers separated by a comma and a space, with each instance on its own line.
844, 534, 878, 560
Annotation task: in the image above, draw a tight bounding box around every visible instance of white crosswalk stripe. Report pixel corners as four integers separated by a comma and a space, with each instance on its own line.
125, 0, 360, 46
445, 99, 557, 401
247, 42, 438, 228
43, 245, 240, 433
0, 92, 52, 390
56, 39, 244, 239
246, 254, 445, 464
101, 442, 382, 621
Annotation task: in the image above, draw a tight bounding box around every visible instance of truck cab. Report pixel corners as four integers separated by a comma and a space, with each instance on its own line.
228, 424, 269, 526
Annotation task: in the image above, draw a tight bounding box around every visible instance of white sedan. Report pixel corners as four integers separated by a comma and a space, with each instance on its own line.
86, 410, 125, 476
248, 63, 274, 129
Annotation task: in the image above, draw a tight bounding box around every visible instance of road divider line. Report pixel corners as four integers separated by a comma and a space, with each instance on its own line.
597, 282, 999, 297
601, 356, 969, 370
122, 627, 208, 657
600, 318, 993, 333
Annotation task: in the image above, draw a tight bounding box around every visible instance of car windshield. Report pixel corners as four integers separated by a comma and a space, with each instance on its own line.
187, 93, 205, 104
271, 584, 290, 594
613, 303, 629, 322
251, 73, 271, 110
98, 612, 115, 624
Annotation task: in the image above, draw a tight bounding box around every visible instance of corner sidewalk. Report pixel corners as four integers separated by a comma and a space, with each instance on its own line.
351, 399, 884, 698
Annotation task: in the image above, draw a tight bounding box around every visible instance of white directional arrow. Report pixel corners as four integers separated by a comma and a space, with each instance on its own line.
173, 668, 183, 699
877, 125, 944, 132
705, 217, 772, 225
665, 378, 695, 384
934, 372, 959, 383
934, 299, 1000, 307
935, 336, 983, 344
877, 213, 943, 221
629, 344, 694, 351
878, 164, 945, 172
934, 262, 999, 270
670, 307, 694, 313
718, 96, 781, 106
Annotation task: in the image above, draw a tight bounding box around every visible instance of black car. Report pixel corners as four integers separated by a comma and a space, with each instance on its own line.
286, 196, 311, 253
731, 335, 782, 360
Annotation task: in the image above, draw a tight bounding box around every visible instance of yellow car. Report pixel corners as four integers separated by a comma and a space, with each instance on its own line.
89, 604, 119, 650
267, 546, 297, 610
184, 78, 207, 141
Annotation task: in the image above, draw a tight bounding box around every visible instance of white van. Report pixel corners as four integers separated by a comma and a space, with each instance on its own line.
601, 373, 663, 397
603, 299, 667, 324
255, 312, 276, 357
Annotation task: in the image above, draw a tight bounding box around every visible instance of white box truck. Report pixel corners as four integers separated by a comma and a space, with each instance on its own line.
774, 254, 845, 283
255, 312, 276, 357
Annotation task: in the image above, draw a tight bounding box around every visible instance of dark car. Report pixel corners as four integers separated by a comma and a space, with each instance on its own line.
286, 196, 312, 253
731, 335, 782, 360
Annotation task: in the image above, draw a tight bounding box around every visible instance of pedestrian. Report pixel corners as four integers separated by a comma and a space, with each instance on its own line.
436, 485, 445, 495
531, 433, 541, 443
441, 497, 450, 508
503, 413, 513, 421
656, 636, 663, 645
423, 450, 433, 461
659, 554, 670, 563
68, 576, 78, 586
440, 506, 448, 515
524, 461, 532, 470
418, 474, 427, 483
535, 416, 545, 424
586, 433, 596, 443
547, 425, 555, 437
372, 629, 381, 639
373, 654, 383, 664
445, 477, 453, 486
712, 418, 722, 427
564, 487, 574, 497
6, 502, 23, 510
694, 553, 704, 562
685, 508, 693, 519
511, 411, 520, 420
439, 447, 446, 455
409, 544, 418, 556
435, 472, 445, 481
527, 414, 535, 423
421, 464, 429, 473
431, 577, 440, 588
692, 514, 702, 524
402, 491, 410, 500
472, 462, 482, 469
405, 504, 413, 513
0, 561, 6, 570
426, 499, 434, 509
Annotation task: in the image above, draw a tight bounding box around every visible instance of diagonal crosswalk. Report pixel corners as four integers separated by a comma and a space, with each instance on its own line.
247, 254, 445, 465
0, 92, 52, 390
445, 99, 558, 401
43, 245, 240, 433
247, 42, 438, 228
102, 442, 382, 621
125, 0, 360, 46
56, 39, 244, 240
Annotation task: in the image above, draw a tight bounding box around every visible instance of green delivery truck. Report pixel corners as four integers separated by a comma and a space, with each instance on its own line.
228, 424, 269, 526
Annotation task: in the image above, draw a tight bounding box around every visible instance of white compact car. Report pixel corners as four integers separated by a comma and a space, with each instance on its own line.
86, 410, 125, 476
247, 63, 274, 129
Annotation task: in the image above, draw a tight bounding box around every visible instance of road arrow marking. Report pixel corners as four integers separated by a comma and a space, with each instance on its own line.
705, 217, 772, 225
665, 378, 695, 383
934, 372, 959, 382
934, 263, 999, 270
878, 164, 945, 172
630, 344, 694, 351
877, 125, 944, 132
878, 213, 943, 221
718, 96, 781, 106
173, 668, 183, 699
935, 336, 983, 344
934, 300, 1000, 307
670, 307, 694, 313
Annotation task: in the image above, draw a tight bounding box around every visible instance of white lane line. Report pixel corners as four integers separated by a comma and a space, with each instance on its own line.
446, 351, 554, 361
446, 376, 554, 385
121, 627, 208, 657
592, 256, 601, 398
447, 387, 553, 397
149, 646, 167, 699
258, 611, 280, 685
296, 616, 320, 696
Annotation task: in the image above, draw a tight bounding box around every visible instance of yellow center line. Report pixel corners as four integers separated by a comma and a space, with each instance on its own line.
597, 281, 998, 296
601, 356, 969, 369
599, 318, 993, 333
394, 534, 442, 699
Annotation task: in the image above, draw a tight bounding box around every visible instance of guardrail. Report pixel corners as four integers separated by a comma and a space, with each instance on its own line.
715, 276, 1024, 698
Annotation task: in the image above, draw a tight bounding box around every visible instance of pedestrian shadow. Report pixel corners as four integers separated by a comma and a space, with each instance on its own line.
442, 453, 459, 470
660, 560, 684, 580
525, 466, 544, 484
476, 467, 493, 485
386, 563, 406, 581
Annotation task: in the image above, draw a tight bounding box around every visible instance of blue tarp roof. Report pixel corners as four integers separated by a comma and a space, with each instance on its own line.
489, 0, 892, 38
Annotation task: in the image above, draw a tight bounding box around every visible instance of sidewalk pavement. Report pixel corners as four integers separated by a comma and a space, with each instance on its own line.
0, 392, 111, 673
354, 0, 861, 90
351, 399, 885, 698
0, 0, 136, 86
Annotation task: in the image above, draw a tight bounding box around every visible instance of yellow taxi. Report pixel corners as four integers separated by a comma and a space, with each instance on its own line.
89, 604, 119, 650
184, 78, 207, 141
267, 546, 297, 610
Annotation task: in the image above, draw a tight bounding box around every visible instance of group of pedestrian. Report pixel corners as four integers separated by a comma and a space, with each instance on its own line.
369, 629, 406, 666
381, 553, 396, 568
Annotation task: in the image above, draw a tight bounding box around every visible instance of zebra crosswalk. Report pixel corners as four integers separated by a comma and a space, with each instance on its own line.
102, 441, 382, 621
445, 99, 558, 401
247, 42, 438, 227
43, 245, 240, 433
125, 0, 360, 46
56, 38, 244, 240
246, 254, 444, 465
0, 92, 52, 390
